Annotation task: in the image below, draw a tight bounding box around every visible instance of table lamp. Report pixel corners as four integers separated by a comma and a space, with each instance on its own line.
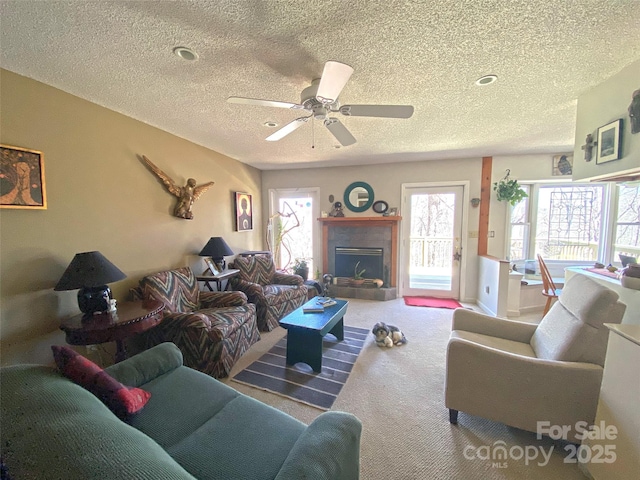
54, 251, 127, 316
199, 237, 234, 271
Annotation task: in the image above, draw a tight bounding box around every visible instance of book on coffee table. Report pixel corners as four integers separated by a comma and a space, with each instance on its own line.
303, 304, 325, 313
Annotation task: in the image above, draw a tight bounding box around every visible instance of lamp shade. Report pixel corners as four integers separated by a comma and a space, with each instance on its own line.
55, 252, 126, 316
198, 237, 234, 259
55, 251, 126, 291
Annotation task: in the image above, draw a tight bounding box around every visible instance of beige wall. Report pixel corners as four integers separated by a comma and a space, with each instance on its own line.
0, 70, 262, 365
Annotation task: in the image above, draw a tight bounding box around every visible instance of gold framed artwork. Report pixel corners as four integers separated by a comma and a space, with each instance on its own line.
235, 192, 253, 231
0, 144, 47, 209
552, 154, 573, 176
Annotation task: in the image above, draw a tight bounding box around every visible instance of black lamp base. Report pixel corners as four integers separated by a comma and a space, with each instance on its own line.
78, 285, 112, 316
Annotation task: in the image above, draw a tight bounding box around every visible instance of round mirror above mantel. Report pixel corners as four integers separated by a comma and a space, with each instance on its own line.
343, 181, 374, 212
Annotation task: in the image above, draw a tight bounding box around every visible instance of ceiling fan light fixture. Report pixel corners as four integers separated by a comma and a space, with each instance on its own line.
475, 74, 497, 86
229, 60, 414, 146
173, 46, 198, 61
316, 61, 354, 104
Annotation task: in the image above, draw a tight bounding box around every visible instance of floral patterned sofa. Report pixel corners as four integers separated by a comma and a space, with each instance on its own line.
230, 254, 308, 331
131, 267, 259, 378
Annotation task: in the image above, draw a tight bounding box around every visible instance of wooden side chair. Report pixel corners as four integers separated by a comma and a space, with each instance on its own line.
537, 254, 562, 316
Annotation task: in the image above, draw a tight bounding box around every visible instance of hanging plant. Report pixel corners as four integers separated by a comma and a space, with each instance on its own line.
493, 170, 528, 206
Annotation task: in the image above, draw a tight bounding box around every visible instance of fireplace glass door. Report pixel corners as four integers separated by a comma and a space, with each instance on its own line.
402, 185, 464, 298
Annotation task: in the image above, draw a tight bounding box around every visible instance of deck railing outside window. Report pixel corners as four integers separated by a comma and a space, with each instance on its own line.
410, 237, 453, 268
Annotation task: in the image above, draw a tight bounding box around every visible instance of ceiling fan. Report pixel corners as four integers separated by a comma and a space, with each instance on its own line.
228, 61, 414, 146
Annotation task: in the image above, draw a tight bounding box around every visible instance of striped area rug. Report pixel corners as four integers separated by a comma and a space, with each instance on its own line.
231, 326, 368, 410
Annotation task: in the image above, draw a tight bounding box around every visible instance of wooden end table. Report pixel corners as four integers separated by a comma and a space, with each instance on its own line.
197, 269, 240, 291
59, 300, 164, 363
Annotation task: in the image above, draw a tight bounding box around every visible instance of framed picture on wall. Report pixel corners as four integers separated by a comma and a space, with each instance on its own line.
235, 192, 253, 231
552, 154, 573, 176
204, 257, 221, 276
0, 144, 47, 209
596, 119, 622, 164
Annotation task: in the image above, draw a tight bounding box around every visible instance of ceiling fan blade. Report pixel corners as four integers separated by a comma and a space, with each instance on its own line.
266, 117, 310, 141
339, 104, 414, 118
228, 96, 304, 110
316, 61, 354, 104
324, 118, 356, 146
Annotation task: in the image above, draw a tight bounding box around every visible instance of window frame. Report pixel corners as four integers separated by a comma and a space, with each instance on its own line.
268, 187, 321, 273
506, 184, 531, 263
505, 181, 637, 277
610, 183, 640, 264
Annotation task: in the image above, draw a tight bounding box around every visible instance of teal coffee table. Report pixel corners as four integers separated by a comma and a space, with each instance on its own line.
279, 297, 349, 372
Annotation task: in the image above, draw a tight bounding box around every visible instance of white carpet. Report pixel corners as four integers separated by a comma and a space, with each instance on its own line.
223, 298, 587, 480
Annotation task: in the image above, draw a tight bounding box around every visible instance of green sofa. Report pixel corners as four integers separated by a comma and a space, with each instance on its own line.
0, 343, 362, 479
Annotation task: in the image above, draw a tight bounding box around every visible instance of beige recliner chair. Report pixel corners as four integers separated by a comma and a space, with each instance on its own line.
445, 274, 626, 443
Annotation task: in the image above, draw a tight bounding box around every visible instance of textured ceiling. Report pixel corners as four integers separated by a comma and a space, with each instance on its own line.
1, 1, 640, 170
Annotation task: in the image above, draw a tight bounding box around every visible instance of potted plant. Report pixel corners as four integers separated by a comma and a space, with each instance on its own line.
493, 170, 528, 206
292, 258, 309, 281
350, 261, 366, 286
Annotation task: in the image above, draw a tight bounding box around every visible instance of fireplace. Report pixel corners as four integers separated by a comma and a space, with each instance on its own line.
319, 216, 400, 287
335, 247, 384, 279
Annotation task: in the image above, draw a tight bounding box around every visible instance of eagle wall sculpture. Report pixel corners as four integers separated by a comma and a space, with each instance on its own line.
141, 155, 214, 219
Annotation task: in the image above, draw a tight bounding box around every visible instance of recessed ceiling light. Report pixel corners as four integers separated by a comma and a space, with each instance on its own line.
264, 121, 278, 127
173, 46, 198, 61
475, 75, 497, 86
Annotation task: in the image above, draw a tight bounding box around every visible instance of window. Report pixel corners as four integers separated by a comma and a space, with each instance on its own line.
535, 184, 604, 261
614, 183, 640, 261
509, 184, 531, 261
507, 182, 640, 271
268, 188, 319, 275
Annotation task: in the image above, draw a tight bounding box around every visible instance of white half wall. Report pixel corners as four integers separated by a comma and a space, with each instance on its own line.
477, 256, 510, 317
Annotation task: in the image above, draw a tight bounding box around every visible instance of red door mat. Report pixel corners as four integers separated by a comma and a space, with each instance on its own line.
403, 296, 462, 309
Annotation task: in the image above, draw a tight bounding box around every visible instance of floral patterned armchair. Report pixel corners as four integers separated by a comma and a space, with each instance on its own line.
229, 254, 308, 331
131, 267, 259, 378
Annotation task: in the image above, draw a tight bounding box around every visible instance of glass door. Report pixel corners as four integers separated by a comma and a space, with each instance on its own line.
268, 189, 319, 276
401, 185, 464, 298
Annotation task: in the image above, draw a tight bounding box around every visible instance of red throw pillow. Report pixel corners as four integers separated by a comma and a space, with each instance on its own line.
51, 345, 151, 419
